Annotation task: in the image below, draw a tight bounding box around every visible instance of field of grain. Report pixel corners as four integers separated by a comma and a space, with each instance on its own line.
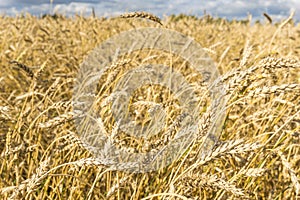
0, 12, 299, 199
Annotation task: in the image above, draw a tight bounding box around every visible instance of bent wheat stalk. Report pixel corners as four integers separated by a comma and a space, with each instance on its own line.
119, 11, 163, 25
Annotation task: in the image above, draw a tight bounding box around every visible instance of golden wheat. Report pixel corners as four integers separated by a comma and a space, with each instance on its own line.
0, 13, 299, 200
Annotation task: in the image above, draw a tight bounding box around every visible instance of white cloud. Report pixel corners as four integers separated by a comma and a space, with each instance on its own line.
0, 3, 51, 16
0, 0, 298, 22
0, 1, 9, 6
53, 2, 93, 15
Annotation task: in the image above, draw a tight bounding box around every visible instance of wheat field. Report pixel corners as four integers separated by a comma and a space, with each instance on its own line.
0, 12, 299, 199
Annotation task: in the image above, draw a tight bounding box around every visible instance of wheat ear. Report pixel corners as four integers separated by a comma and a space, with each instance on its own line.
119, 11, 163, 25
10, 60, 34, 78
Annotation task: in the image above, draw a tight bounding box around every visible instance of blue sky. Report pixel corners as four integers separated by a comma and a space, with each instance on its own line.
0, 0, 298, 22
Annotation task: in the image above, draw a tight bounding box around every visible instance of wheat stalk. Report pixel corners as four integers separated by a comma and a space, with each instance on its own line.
179, 173, 246, 197
10, 60, 34, 78
278, 151, 300, 196
269, 10, 295, 52
38, 111, 82, 129
119, 11, 163, 25
247, 84, 300, 97
263, 13, 272, 24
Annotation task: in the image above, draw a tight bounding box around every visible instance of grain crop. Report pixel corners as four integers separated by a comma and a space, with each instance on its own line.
0, 12, 299, 199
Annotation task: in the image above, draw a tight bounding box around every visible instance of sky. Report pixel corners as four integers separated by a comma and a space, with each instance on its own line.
0, 0, 298, 22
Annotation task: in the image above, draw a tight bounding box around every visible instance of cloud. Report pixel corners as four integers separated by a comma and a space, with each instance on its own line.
53, 2, 94, 15
0, 0, 298, 22
0, 3, 51, 16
